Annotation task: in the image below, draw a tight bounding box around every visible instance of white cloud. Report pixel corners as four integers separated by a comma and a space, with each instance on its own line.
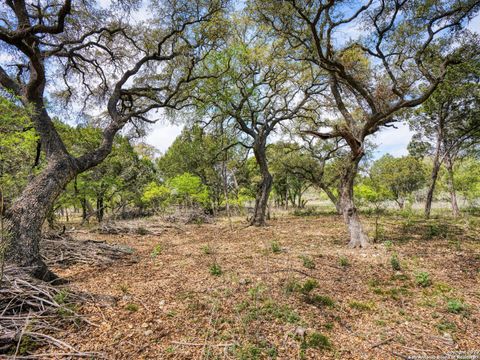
372, 123, 412, 158
145, 122, 183, 154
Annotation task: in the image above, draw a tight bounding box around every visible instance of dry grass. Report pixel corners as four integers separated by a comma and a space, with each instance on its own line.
36, 213, 480, 359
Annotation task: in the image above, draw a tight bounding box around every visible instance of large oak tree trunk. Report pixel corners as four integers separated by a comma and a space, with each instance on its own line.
339, 157, 369, 248
250, 141, 273, 226
5, 156, 78, 281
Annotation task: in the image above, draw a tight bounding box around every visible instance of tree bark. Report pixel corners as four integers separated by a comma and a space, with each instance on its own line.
250, 141, 273, 226
5, 156, 78, 281
96, 195, 104, 223
320, 184, 342, 214
445, 155, 460, 217
339, 157, 369, 248
425, 118, 444, 219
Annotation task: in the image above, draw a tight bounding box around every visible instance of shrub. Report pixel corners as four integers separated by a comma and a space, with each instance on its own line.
424, 223, 448, 240
415, 271, 432, 287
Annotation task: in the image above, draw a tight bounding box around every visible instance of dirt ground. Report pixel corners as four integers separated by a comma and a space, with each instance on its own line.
51, 213, 479, 359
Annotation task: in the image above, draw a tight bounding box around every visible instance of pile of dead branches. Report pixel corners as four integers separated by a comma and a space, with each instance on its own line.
0, 266, 99, 358
41, 233, 134, 267
164, 208, 213, 225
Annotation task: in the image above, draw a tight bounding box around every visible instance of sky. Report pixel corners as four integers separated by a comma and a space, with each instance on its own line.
142, 10, 480, 157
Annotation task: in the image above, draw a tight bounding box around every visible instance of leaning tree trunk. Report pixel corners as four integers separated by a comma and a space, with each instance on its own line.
339, 157, 369, 248
5, 156, 78, 281
320, 184, 342, 214
250, 142, 273, 226
425, 151, 442, 219
445, 155, 460, 217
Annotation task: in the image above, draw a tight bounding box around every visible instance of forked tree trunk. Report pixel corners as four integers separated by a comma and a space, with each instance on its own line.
321, 184, 341, 214
250, 141, 273, 226
5, 156, 78, 281
445, 155, 460, 217
339, 157, 369, 248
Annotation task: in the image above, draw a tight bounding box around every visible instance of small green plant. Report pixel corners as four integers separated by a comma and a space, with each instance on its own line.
300, 279, 318, 295
136, 226, 148, 235
424, 223, 448, 240
270, 240, 281, 253
201, 244, 213, 255
209, 262, 222, 276
390, 253, 401, 271
301, 331, 331, 350
447, 299, 466, 314
415, 271, 432, 287
307, 294, 335, 308
384, 240, 393, 249
248, 283, 266, 300
150, 244, 162, 257
125, 303, 139, 312
283, 278, 301, 294
53, 289, 69, 305
348, 300, 375, 311
339, 256, 349, 267
118, 283, 130, 294
436, 320, 457, 332
300, 255, 315, 269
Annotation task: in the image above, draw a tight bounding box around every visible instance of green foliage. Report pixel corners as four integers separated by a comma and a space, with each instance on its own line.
446, 299, 467, 314
366, 155, 428, 209
299, 255, 315, 269
348, 300, 375, 311
209, 263, 223, 276
125, 303, 139, 312
201, 245, 213, 255
390, 254, 401, 271
415, 272, 432, 287
167, 173, 210, 207
142, 182, 171, 212
301, 331, 332, 350
306, 294, 335, 308
234, 341, 277, 360
300, 279, 318, 295
0, 97, 37, 204
150, 244, 162, 258
53, 290, 69, 305
270, 240, 281, 254
339, 256, 349, 267
424, 223, 448, 240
